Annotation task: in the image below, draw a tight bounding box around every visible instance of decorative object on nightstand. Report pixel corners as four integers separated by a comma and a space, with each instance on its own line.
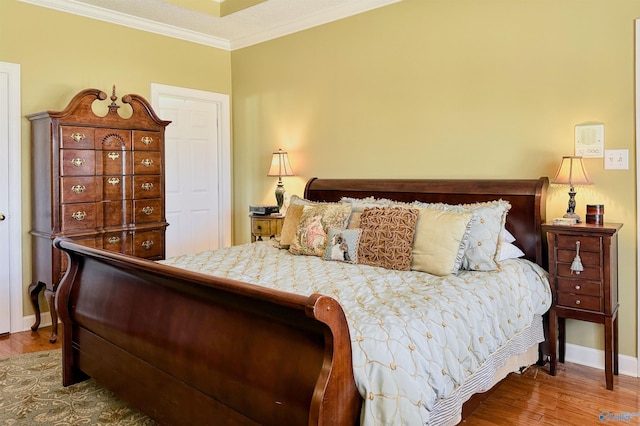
542, 221, 622, 390
552, 156, 592, 223
267, 148, 295, 210
250, 213, 284, 242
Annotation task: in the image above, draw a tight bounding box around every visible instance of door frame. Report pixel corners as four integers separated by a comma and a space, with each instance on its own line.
1, 61, 23, 332
150, 83, 232, 248
636, 18, 640, 378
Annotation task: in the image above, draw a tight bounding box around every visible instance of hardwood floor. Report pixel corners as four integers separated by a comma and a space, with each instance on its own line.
2, 328, 638, 424
0, 326, 61, 357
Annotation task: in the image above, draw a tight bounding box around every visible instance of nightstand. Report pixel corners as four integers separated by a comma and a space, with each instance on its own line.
250, 214, 284, 242
542, 222, 622, 390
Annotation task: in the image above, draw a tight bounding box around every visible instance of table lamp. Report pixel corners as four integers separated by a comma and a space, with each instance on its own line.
267, 149, 295, 210
552, 156, 592, 223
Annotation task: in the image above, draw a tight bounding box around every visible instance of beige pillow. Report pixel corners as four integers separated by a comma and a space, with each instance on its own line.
357, 207, 419, 271
278, 204, 305, 249
411, 208, 474, 276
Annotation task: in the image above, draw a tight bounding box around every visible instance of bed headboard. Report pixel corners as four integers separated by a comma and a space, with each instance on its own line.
304, 177, 549, 266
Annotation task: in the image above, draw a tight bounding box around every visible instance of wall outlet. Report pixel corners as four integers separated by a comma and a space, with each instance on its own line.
604, 149, 628, 170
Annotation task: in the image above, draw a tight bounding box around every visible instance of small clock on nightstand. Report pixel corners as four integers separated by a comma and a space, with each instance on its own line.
250, 214, 284, 242
542, 221, 622, 390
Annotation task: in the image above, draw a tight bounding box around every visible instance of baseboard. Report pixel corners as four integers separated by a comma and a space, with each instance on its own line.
565, 343, 638, 377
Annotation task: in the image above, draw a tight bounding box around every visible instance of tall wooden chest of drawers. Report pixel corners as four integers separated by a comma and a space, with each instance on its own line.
28, 88, 170, 342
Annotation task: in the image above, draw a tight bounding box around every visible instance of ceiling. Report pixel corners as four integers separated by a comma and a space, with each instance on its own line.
20, 0, 402, 50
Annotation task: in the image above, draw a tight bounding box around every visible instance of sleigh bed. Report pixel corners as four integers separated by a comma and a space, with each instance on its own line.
55, 177, 550, 425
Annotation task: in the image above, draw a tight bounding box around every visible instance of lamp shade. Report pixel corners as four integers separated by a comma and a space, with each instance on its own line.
267, 149, 295, 177
552, 156, 592, 186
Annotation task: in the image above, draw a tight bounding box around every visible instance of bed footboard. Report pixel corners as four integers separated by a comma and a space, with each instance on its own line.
54, 237, 361, 426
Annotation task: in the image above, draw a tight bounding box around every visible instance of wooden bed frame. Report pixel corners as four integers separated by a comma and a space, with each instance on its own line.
54, 177, 548, 425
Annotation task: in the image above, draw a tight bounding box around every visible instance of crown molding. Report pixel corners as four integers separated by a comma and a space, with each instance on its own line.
18, 0, 231, 50
230, 0, 403, 50
19, 0, 401, 51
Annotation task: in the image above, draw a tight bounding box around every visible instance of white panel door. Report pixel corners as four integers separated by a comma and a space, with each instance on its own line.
0, 70, 10, 334
0, 62, 21, 335
160, 96, 221, 257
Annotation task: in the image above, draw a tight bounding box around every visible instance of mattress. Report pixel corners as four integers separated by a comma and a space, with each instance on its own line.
161, 241, 551, 425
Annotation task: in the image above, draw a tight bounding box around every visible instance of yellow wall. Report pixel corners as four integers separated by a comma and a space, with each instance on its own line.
231, 0, 639, 357
0, 0, 231, 315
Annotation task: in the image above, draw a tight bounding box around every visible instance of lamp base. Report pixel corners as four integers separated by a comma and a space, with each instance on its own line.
563, 211, 582, 224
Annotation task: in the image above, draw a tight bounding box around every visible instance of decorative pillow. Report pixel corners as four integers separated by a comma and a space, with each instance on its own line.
340, 197, 411, 230
289, 194, 315, 206
323, 228, 362, 264
411, 208, 474, 276
278, 204, 305, 249
357, 207, 419, 271
289, 204, 352, 257
497, 242, 525, 261
413, 200, 511, 271
502, 228, 516, 243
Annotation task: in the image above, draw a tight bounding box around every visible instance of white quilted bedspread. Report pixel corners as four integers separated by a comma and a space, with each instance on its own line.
161, 241, 551, 425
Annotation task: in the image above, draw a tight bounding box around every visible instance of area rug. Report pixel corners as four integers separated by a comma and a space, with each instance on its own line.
0, 350, 155, 425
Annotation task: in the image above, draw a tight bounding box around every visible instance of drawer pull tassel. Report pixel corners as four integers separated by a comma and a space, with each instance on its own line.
570, 241, 584, 275
141, 240, 154, 249
71, 185, 86, 194
71, 211, 86, 221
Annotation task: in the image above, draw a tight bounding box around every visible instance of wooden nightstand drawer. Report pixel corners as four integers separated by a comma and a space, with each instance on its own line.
557, 278, 601, 297
557, 292, 602, 311
556, 234, 601, 251
557, 249, 600, 265
556, 260, 601, 280
252, 218, 275, 235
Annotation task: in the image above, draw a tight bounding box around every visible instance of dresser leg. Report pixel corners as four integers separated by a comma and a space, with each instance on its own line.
28, 281, 46, 331
548, 308, 558, 376
613, 315, 619, 376
558, 317, 566, 363
604, 316, 614, 390
44, 288, 58, 343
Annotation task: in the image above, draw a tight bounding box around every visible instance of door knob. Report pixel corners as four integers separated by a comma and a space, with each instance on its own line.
0, 213, 5, 221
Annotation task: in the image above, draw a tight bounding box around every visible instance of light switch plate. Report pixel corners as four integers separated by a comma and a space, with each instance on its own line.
604, 149, 629, 170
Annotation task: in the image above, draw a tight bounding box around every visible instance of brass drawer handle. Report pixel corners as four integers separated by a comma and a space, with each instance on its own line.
71, 158, 86, 167
70, 133, 85, 143
142, 206, 154, 215
71, 211, 86, 221
141, 158, 154, 167
107, 177, 120, 185
141, 136, 153, 145
108, 236, 121, 244
141, 240, 154, 249
141, 182, 154, 191
107, 151, 120, 160
71, 184, 86, 194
